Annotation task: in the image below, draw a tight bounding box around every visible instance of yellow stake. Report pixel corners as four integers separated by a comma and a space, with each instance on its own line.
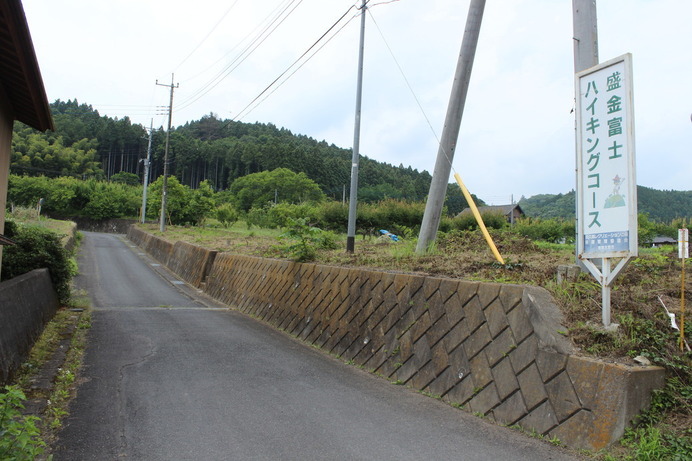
453, 172, 505, 265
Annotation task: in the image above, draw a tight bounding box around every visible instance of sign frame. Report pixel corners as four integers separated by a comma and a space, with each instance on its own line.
576, 53, 638, 261
575, 53, 637, 327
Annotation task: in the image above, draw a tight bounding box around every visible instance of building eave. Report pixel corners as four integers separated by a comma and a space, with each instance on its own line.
0, 0, 53, 131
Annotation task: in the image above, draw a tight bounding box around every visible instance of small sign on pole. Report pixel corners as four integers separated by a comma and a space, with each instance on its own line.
679, 228, 689, 259
680, 228, 688, 351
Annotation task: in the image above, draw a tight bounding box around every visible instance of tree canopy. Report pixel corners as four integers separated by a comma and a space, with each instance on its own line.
11, 101, 433, 204
230, 168, 325, 212
519, 187, 692, 222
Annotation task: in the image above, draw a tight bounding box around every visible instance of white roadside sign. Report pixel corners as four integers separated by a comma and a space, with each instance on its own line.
680, 228, 689, 259
575, 53, 637, 327
576, 53, 638, 260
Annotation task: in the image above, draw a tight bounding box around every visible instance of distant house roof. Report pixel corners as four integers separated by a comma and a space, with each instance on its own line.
0, 0, 53, 131
652, 236, 676, 246
459, 204, 524, 217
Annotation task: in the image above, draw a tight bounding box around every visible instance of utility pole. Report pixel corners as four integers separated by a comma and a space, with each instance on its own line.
572, 0, 598, 265
141, 119, 153, 224
416, 0, 486, 254
156, 74, 178, 232
573, 0, 598, 73
346, 0, 367, 253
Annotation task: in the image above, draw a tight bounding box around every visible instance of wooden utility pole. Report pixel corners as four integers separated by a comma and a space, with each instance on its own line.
346, 0, 367, 253
416, 0, 486, 254
156, 74, 178, 232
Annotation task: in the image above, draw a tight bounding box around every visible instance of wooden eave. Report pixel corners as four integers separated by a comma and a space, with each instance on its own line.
0, 0, 53, 131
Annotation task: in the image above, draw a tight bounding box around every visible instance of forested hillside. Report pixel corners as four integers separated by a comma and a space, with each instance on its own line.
11, 100, 432, 203
519, 187, 692, 222
11, 99, 688, 221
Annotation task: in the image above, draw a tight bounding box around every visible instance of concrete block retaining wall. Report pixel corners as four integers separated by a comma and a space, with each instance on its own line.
128, 227, 217, 288
0, 269, 59, 385
128, 227, 666, 451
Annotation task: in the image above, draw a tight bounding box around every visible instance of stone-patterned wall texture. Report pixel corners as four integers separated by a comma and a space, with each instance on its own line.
129, 227, 666, 451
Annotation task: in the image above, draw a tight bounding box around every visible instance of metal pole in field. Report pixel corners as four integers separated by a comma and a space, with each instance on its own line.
416, 0, 486, 254
680, 227, 689, 351
346, 0, 367, 253
141, 119, 154, 224
156, 74, 178, 232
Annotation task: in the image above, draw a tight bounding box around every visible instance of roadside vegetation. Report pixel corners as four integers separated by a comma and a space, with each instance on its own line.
1, 211, 88, 459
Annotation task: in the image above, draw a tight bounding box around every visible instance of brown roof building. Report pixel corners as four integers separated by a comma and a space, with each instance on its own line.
459, 204, 524, 224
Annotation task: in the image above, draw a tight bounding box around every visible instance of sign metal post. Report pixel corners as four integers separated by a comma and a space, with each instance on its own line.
680, 228, 688, 350
576, 54, 637, 327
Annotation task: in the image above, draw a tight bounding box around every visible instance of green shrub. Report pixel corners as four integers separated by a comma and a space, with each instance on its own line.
81, 181, 140, 220
512, 217, 574, 243
315, 200, 425, 236
215, 203, 239, 228
110, 171, 140, 186
268, 203, 320, 228
0, 386, 46, 460
245, 206, 274, 229
230, 168, 326, 212
451, 211, 507, 231
278, 217, 338, 262
1, 222, 75, 303
317, 201, 348, 231
8, 174, 142, 219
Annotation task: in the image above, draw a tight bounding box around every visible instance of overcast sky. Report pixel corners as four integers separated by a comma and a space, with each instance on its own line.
22, 0, 692, 204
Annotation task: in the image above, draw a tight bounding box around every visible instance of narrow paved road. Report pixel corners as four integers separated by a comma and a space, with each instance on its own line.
54, 232, 580, 460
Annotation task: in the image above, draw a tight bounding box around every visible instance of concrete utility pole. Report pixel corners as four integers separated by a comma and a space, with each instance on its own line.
416, 0, 486, 254
141, 119, 153, 224
156, 74, 178, 232
573, 0, 599, 73
346, 0, 367, 253
572, 0, 598, 265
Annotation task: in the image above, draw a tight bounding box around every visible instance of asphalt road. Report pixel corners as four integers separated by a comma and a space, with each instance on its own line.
54, 232, 580, 460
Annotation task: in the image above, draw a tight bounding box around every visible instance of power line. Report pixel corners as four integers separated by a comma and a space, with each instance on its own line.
176, 0, 304, 111
176, 0, 295, 86
173, 0, 241, 73
231, 3, 359, 121
367, 8, 444, 162
235, 9, 361, 121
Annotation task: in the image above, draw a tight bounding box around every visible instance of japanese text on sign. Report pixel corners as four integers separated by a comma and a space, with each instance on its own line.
576, 54, 637, 259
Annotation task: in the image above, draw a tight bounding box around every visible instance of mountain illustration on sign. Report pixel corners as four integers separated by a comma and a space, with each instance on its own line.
604, 174, 626, 208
